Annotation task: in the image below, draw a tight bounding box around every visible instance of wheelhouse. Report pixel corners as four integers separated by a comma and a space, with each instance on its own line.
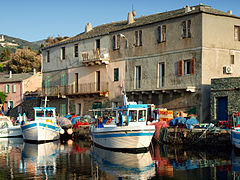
114, 104, 148, 126
34, 107, 56, 123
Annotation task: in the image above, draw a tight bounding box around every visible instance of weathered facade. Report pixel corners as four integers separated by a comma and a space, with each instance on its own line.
211, 77, 240, 121
41, 4, 240, 122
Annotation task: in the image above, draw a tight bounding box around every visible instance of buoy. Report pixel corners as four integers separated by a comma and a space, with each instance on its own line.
67, 128, 73, 135
60, 129, 65, 134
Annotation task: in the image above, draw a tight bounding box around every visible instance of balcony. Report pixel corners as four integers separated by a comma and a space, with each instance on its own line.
42, 82, 109, 98
81, 48, 110, 66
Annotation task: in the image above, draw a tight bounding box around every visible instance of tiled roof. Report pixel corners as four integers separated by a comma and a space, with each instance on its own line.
43, 4, 239, 50
0, 73, 34, 83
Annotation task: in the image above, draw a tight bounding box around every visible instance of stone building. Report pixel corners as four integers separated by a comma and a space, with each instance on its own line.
41, 4, 240, 122
211, 77, 240, 121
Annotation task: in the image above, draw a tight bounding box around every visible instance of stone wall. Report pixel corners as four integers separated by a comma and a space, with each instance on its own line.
211, 77, 240, 121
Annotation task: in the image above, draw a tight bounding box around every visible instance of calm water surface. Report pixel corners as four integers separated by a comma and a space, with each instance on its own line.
0, 138, 238, 179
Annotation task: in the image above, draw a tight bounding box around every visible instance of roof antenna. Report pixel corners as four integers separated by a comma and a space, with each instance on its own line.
132, 4, 136, 17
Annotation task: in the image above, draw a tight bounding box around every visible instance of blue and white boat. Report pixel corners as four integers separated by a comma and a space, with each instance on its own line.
231, 128, 240, 149
20, 106, 63, 142
90, 103, 155, 151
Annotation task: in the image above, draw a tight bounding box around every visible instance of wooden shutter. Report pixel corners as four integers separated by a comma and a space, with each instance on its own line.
178, 60, 183, 76
190, 58, 195, 74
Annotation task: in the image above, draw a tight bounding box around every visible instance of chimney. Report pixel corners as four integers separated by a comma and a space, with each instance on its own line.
185, 5, 191, 13
127, 12, 135, 24
85, 22, 92, 33
228, 10, 232, 15
9, 71, 12, 78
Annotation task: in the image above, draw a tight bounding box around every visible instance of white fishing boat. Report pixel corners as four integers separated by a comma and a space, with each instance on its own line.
231, 128, 240, 149
91, 145, 155, 179
90, 103, 155, 151
20, 101, 63, 142
0, 116, 22, 138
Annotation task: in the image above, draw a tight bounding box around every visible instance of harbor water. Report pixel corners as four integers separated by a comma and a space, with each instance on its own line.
0, 138, 238, 179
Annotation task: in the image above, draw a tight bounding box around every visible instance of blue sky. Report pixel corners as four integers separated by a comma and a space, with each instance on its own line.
1, 0, 240, 42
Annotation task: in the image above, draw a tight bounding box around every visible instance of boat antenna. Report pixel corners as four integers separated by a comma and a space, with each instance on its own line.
43, 96, 49, 108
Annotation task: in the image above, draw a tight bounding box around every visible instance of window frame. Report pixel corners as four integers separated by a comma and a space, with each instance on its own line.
12, 83, 16, 93
113, 34, 120, 50
135, 30, 142, 47
157, 25, 166, 43
158, 63, 165, 88
61, 47, 66, 60
114, 68, 119, 82
182, 20, 191, 39
234, 26, 240, 41
135, 66, 141, 89
74, 44, 78, 58
46, 50, 50, 63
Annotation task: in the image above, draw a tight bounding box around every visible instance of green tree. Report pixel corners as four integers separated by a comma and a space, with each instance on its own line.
0, 48, 11, 62
0, 92, 7, 104
6, 48, 41, 73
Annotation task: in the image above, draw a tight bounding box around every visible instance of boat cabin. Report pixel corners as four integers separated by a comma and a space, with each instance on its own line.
34, 107, 56, 124
114, 104, 149, 126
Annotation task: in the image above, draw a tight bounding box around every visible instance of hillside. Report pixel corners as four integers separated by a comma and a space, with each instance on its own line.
0, 34, 42, 53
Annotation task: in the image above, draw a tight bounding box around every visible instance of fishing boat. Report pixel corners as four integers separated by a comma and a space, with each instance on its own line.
20, 98, 63, 142
0, 116, 22, 138
90, 103, 155, 151
231, 128, 240, 149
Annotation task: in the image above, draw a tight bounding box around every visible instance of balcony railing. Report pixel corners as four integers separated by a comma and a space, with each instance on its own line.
42, 82, 109, 97
81, 48, 109, 66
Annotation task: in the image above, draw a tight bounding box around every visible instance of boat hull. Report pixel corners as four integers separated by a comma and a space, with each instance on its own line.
0, 126, 22, 138
21, 122, 61, 142
90, 126, 155, 151
232, 129, 240, 149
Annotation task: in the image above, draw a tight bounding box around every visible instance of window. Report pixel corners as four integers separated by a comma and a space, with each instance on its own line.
9, 101, 13, 109
61, 47, 65, 60
12, 83, 16, 93
234, 26, 240, 41
157, 25, 166, 43
138, 110, 146, 122
61, 74, 66, 86
60, 104, 66, 117
5, 84, 10, 93
74, 44, 78, 57
184, 60, 191, 75
158, 63, 165, 88
77, 104, 81, 116
129, 110, 137, 122
46, 50, 50, 63
113, 34, 120, 50
231, 55, 235, 64
177, 59, 195, 76
114, 68, 119, 81
96, 71, 100, 91
135, 66, 141, 89
183, 20, 191, 38
135, 30, 142, 46
96, 39, 100, 50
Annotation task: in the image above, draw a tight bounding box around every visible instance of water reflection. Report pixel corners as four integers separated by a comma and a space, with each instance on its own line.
90, 145, 155, 179
19, 141, 60, 177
